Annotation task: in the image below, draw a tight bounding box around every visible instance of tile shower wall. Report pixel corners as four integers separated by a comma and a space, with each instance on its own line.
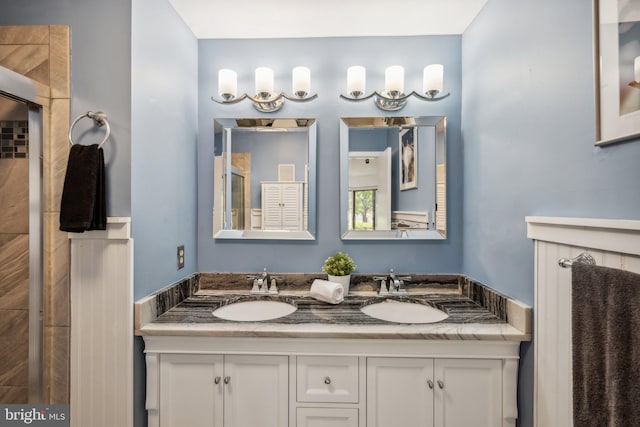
0, 25, 71, 404
0, 120, 29, 158
0, 154, 29, 403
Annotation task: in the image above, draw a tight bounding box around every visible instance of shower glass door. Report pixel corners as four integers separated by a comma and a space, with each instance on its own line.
0, 92, 43, 404
223, 171, 245, 230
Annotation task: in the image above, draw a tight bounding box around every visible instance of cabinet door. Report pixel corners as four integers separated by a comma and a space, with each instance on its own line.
262, 183, 283, 230
297, 407, 358, 427
281, 183, 302, 230
367, 357, 434, 427
159, 354, 223, 427
433, 359, 502, 427
224, 355, 289, 427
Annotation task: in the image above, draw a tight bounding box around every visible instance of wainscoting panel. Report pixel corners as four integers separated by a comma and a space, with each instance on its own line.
526, 217, 640, 427
70, 218, 133, 427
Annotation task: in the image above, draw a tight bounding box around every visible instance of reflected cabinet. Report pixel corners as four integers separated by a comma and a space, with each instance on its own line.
212, 118, 316, 240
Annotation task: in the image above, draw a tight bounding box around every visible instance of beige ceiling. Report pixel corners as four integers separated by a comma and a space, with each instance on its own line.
168, 0, 488, 39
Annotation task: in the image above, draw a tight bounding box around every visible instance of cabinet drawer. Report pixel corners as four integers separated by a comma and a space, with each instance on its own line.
296, 356, 359, 403
296, 407, 358, 427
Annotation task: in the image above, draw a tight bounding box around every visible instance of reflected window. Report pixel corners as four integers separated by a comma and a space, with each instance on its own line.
349, 189, 376, 230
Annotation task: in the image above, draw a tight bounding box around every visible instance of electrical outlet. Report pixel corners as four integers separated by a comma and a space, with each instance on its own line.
177, 245, 185, 270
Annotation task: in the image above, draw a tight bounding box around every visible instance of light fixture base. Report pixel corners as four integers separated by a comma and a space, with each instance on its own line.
252, 96, 285, 113
212, 92, 317, 112
374, 93, 408, 111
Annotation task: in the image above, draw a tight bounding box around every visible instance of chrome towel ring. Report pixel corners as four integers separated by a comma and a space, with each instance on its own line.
68, 111, 110, 148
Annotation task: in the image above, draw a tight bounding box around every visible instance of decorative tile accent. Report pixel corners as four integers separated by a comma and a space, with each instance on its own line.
0, 120, 29, 159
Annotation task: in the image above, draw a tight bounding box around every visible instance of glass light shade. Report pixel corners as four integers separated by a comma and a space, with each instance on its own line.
423, 64, 444, 95
255, 67, 274, 95
292, 66, 311, 97
347, 66, 366, 96
218, 69, 237, 99
385, 66, 404, 95
635, 56, 640, 83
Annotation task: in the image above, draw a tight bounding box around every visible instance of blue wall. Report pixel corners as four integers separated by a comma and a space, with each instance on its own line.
0, 0, 132, 216
230, 131, 308, 209
461, 1, 640, 426
198, 36, 463, 274
131, 0, 198, 301
131, 1, 198, 426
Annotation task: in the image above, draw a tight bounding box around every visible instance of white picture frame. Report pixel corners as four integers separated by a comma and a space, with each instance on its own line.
399, 128, 417, 190
594, 0, 640, 145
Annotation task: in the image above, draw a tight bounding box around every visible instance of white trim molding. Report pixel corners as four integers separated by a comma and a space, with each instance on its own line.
70, 217, 133, 427
526, 216, 640, 427
526, 216, 640, 256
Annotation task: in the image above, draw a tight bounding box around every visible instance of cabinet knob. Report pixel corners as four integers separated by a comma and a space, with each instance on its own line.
324, 377, 331, 385
214, 376, 221, 384
224, 376, 231, 385
427, 380, 434, 389
437, 380, 444, 389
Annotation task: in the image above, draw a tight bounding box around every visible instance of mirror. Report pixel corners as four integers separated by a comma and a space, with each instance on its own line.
213, 118, 316, 240
340, 116, 446, 240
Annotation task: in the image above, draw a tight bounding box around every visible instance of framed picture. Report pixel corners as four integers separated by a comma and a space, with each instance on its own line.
594, 0, 640, 145
399, 127, 417, 190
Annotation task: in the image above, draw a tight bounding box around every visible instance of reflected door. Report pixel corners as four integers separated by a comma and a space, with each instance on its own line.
223, 172, 245, 230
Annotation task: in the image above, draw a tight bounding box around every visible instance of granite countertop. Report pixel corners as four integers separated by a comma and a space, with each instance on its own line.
134, 273, 531, 341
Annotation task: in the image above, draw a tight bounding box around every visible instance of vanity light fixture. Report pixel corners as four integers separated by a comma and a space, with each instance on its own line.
340, 64, 450, 111
630, 56, 640, 89
212, 66, 318, 113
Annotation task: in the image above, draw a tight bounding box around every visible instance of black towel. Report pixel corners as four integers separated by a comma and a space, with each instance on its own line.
59, 144, 107, 232
572, 263, 640, 427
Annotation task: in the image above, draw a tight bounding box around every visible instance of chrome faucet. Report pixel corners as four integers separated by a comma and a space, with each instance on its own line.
247, 268, 281, 294
373, 275, 389, 295
388, 269, 411, 294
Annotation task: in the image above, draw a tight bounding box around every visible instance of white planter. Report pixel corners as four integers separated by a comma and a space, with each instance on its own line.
327, 274, 351, 296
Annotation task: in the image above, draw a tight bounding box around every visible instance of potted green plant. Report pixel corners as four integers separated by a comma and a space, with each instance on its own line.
322, 251, 356, 295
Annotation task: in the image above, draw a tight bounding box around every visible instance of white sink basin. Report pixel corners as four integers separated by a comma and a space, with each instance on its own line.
360, 300, 448, 324
212, 300, 297, 322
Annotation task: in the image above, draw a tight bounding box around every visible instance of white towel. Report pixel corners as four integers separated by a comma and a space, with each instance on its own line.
310, 279, 344, 304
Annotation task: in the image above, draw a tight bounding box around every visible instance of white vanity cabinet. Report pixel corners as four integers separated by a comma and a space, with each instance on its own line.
144, 337, 521, 427
366, 358, 433, 427
261, 182, 303, 231
293, 356, 364, 427
367, 357, 502, 427
296, 408, 359, 427
153, 353, 288, 427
